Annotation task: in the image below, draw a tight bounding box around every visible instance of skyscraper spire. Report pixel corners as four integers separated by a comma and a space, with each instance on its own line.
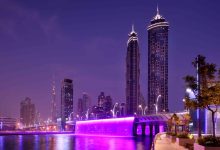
157, 4, 159, 15
152, 5, 164, 21
132, 24, 134, 32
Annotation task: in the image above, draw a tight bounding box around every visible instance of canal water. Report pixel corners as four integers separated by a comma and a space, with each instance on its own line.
0, 134, 154, 150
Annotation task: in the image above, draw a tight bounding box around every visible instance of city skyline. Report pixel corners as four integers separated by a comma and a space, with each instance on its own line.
0, 0, 220, 120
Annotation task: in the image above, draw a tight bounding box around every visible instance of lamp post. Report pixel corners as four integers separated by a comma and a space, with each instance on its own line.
155, 95, 161, 114
138, 105, 143, 116
113, 103, 118, 118
144, 106, 148, 115
68, 112, 74, 121
182, 98, 186, 111
185, 88, 196, 112
85, 109, 90, 120
76, 114, 79, 121
110, 110, 113, 118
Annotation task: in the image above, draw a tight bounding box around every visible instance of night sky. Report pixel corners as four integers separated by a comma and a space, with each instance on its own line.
0, 0, 220, 120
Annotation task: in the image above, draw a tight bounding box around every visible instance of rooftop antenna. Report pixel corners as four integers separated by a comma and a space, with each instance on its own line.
157, 4, 159, 15
132, 24, 134, 32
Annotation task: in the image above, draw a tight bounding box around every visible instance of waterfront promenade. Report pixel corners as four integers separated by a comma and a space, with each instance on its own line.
154, 133, 188, 150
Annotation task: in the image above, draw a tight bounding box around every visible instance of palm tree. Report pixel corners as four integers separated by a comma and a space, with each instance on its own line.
184, 55, 220, 137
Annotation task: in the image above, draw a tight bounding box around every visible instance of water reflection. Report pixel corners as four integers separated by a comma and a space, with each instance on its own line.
75, 136, 137, 150
0, 134, 153, 150
0, 136, 3, 150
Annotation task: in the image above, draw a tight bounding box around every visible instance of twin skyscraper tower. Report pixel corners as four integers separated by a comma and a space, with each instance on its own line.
126, 7, 169, 115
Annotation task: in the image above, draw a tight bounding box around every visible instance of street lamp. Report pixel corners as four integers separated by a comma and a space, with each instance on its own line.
155, 95, 161, 114
113, 103, 119, 118
68, 112, 74, 121
144, 106, 148, 115
76, 114, 80, 121
85, 109, 90, 120
138, 105, 143, 116
186, 88, 196, 99
110, 110, 113, 118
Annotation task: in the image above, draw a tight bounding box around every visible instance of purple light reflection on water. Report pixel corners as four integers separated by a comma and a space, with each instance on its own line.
18, 135, 23, 150
0, 136, 3, 150
75, 136, 136, 150
34, 135, 39, 150
75, 135, 153, 150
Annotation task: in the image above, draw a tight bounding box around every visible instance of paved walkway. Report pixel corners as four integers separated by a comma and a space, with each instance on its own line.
153, 133, 188, 150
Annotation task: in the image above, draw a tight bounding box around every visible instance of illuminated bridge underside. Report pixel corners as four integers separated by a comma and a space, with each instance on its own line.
75, 117, 134, 137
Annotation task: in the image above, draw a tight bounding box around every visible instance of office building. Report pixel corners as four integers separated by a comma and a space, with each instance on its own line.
61, 78, 73, 130
147, 7, 169, 113
20, 97, 36, 127
126, 25, 140, 116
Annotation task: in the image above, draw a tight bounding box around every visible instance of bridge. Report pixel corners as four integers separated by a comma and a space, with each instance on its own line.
71, 112, 188, 137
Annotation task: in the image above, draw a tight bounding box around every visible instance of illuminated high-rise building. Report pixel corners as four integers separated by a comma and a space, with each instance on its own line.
147, 7, 169, 114
126, 25, 140, 116
61, 79, 73, 130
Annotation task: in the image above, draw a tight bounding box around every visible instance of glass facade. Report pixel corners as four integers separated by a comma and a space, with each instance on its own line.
147, 9, 169, 114
126, 26, 140, 116
61, 78, 73, 130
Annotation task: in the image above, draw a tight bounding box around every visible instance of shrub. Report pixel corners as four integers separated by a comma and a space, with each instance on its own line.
166, 132, 176, 136
198, 136, 220, 147
171, 132, 177, 136
177, 132, 189, 138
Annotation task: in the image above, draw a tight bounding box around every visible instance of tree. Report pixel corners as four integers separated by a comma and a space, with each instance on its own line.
182, 113, 191, 132
184, 55, 220, 137
201, 81, 220, 137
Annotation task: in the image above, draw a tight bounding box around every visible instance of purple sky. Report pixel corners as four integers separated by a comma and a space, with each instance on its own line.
0, 0, 220, 120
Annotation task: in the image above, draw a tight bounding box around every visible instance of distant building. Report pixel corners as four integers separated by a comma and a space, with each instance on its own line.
0, 117, 17, 130
120, 103, 126, 117
147, 7, 169, 114
77, 98, 83, 117
103, 96, 113, 118
20, 97, 36, 127
97, 92, 113, 118
126, 25, 140, 116
61, 78, 73, 130
91, 106, 105, 119
98, 92, 105, 107
77, 93, 91, 119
